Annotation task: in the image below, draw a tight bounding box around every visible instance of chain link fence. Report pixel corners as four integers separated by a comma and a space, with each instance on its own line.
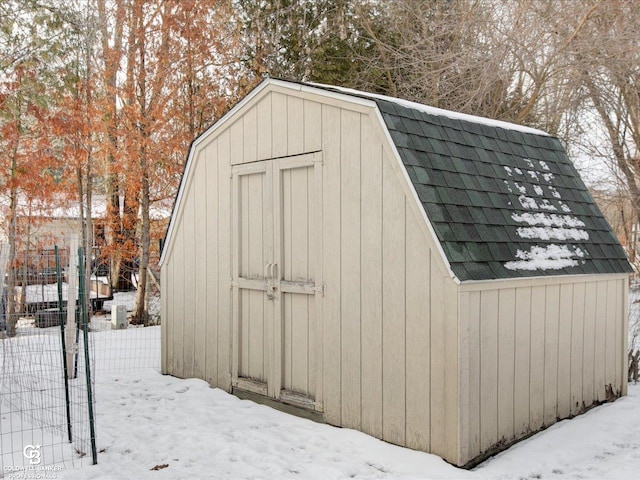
1, 237, 160, 478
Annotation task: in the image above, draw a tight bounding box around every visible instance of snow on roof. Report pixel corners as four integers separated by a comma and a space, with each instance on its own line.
504, 162, 591, 272
504, 244, 587, 271
309, 82, 550, 137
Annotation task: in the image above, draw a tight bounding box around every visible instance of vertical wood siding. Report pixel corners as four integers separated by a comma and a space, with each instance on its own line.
360, 116, 384, 441
530, 285, 546, 431
173, 221, 185, 378
321, 103, 342, 425
381, 150, 406, 446
161, 86, 628, 467
281, 164, 316, 396
340, 109, 361, 430
217, 130, 232, 390
317, 99, 458, 460
161, 87, 461, 463
182, 173, 196, 378
405, 204, 431, 452
204, 138, 219, 387
459, 275, 628, 465
193, 159, 207, 380
479, 290, 498, 452
497, 288, 515, 444
161, 131, 232, 390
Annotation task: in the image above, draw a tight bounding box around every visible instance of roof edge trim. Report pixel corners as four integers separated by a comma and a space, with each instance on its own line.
160, 78, 269, 265
459, 271, 630, 291
372, 107, 460, 284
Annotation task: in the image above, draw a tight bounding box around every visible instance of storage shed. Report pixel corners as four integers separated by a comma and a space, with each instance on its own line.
159, 78, 632, 466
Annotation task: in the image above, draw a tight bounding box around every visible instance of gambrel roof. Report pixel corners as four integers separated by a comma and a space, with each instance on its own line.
303, 82, 632, 281
162, 79, 631, 281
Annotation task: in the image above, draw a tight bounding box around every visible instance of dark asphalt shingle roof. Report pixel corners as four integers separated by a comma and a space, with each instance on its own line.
374, 99, 631, 281
296, 81, 632, 281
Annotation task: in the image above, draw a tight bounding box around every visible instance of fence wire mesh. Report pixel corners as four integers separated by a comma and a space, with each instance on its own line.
0, 238, 160, 478
0, 323, 94, 473
0, 242, 95, 475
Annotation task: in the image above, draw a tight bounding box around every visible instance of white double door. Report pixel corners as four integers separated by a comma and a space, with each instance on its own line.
231, 152, 322, 408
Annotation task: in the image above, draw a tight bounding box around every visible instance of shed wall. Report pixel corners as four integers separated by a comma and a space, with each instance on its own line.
458, 274, 628, 465
161, 86, 461, 463
161, 131, 232, 390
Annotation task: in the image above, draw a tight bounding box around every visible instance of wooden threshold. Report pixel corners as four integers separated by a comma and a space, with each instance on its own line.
233, 377, 268, 396
232, 388, 325, 424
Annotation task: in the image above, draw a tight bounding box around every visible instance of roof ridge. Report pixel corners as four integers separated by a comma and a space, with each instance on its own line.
305, 81, 549, 137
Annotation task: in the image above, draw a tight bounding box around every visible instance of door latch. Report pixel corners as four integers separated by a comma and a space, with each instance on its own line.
265, 263, 278, 299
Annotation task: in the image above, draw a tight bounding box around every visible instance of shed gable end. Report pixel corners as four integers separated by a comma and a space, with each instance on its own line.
227, 90, 324, 165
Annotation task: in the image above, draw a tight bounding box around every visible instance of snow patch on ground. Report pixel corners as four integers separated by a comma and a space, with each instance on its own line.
55, 365, 640, 480
476, 385, 640, 480
17, 283, 97, 303
3, 324, 638, 480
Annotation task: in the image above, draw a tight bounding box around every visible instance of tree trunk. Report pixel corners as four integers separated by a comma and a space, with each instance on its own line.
19, 215, 30, 314
130, 0, 150, 325
85, 164, 94, 312
132, 155, 150, 325
97, 0, 125, 293
6, 169, 18, 337
77, 162, 93, 316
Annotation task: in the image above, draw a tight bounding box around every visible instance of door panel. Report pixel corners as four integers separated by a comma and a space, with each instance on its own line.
282, 293, 314, 395
232, 152, 322, 407
239, 172, 266, 279
233, 165, 272, 388
280, 165, 316, 398
238, 289, 268, 381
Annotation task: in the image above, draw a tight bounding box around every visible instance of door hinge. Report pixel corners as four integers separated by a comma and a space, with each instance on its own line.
314, 283, 326, 296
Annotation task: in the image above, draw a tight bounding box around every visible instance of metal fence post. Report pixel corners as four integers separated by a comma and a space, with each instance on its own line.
77, 246, 98, 465
67, 236, 78, 379
55, 245, 73, 443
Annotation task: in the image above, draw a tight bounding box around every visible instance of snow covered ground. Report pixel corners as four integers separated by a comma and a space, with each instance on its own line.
4, 314, 640, 479
17, 283, 98, 303
47, 324, 639, 480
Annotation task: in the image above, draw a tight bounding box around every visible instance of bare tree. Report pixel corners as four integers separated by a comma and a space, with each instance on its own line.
351, 0, 591, 137
567, 1, 640, 269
